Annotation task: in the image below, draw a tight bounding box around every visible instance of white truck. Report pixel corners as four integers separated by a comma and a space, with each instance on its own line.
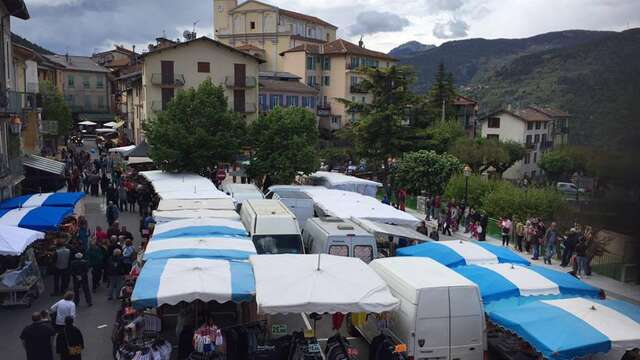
360, 257, 486, 360
239, 199, 305, 254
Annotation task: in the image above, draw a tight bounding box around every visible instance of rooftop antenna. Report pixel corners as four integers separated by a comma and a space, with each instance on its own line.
192, 20, 200, 34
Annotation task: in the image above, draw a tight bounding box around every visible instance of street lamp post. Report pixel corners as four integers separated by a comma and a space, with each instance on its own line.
463, 165, 472, 207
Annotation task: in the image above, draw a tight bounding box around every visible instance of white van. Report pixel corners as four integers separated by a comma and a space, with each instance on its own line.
239, 199, 304, 254
362, 257, 485, 360
302, 217, 377, 263
271, 191, 315, 227
222, 183, 264, 208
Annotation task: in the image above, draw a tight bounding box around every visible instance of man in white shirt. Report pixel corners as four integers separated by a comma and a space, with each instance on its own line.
50, 291, 76, 331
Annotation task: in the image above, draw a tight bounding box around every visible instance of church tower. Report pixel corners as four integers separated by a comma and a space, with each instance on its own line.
213, 0, 237, 39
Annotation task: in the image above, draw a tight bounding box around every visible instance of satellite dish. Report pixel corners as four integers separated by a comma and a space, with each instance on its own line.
183, 30, 192, 40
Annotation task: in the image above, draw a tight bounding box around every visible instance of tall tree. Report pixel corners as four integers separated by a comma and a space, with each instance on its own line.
450, 138, 525, 178
339, 65, 417, 191
247, 107, 319, 185
425, 62, 457, 122
143, 79, 246, 173
40, 81, 72, 138
393, 150, 463, 196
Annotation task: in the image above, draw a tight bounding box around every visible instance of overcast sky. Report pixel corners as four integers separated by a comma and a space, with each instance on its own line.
12, 0, 640, 55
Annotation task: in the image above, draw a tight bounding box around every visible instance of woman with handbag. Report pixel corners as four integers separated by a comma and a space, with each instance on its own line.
56, 316, 84, 360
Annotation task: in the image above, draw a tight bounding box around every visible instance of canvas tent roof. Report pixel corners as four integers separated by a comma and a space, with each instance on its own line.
0, 225, 44, 256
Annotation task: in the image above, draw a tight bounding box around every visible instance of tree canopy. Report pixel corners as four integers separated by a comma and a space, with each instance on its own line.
40, 81, 72, 137
450, 138, 525, 178
143, 79, 246, 173
247, 107, 319, 185
424, 62, 457, 122
393, 150, 463, 195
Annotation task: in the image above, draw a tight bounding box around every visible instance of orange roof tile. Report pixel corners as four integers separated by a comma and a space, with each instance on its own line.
279, 8, 337, 29
280, 39, 395, 61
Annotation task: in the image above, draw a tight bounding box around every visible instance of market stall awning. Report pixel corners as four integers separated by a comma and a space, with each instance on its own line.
22, 154, 65, 176
309, 171, 381, 197
152, 218, 248, 240
108, 145, 135, 155
143, 236, 257, 261
454, 263, 600, 304
131, 258, 255, 309
96, 128, 117, 134
250, 254, 399, 315
77, 120, 97, 126
0, 192, 85, 209
488, 298, 640, 360
104, 121, 124, 128
126, 141, 149, 158
156, 198, 236, 212
125, 157, 153, 165
140, 170, 229, 200
396, 240, 530, 268
79, 113, 115, 123
0, 206, 73, 231
303, 188, 420, 228
353, 218, 429, 242
152, 209, 241, 224
0, 225, 44, 256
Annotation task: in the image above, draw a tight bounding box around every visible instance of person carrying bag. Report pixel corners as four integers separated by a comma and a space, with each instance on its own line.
56, 316, 84, 360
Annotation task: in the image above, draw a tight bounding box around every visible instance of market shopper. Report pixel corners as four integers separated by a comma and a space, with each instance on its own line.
55, 316, 84, 360
575, 237, 588, 278
20, 312, 56, 360
51, 240, 71, 296
106, 249, 126, 300
106, 201, 119, 226
77, 217, 90, 251
543, 222, 558, 265
50, 291, 76, 332
70, 253, 92, 306
561, 227, 579, 267
87, 241, 106, 292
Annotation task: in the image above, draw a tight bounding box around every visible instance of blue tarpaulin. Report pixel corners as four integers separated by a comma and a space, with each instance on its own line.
396, 240, 530, 268
0, 207, 73, 231
0, 192, 85, 209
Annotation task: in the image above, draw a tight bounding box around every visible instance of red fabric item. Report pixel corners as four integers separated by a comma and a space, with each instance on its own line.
332, 313, 345, 330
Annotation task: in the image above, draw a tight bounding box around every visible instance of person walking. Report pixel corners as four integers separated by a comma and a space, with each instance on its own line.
515, 218, 525, 252
99, 172, 110, 197
397, 188, 407, 212
20, 312, 56, 360
106, 249, 125, 300
500, 217, 512, 247
86, 241, 105, 292
117, 184, 127, 212
50, 291, 76, 332
575, 237, 588, 278
55, 316, 84, 360
530, 219, 541, 260
51, 240, 71, 296
561, 227, 579, 267
106, 201, 119, 227
70, 253, 92, 306
122, 239, 136, 273
543, 222, 558, 264
76, 217, 90, 252
479, 212, 488, 241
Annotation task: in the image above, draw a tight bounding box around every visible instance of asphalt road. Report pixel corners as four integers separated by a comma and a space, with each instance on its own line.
0, 193, 143, 360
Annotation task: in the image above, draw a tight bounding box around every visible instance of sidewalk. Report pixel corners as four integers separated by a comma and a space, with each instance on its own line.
405, 208, 640, 305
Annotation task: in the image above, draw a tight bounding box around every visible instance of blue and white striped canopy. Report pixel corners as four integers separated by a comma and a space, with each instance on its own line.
488, 298, 640, 360
131, 258, 255, 309
0, 192, 85, 209
151, 218, 248, 240
396, 240, 530, 268
0, 207, 73, 231
454, 263, 600, 304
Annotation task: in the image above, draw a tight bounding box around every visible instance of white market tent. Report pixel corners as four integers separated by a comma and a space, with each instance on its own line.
78, 120, 97, 126
0, 225, 44, 256
303, 188, 420, 228
153, 209, 241, 224
353, 218, 429, 242
96, 128, 117, 133
126, 157, 153, 165
108, 145, 136, 154
156, 198, 235, 212
140, 170, 229, 200
309, 171, 382, 197
250, 254, 399, 314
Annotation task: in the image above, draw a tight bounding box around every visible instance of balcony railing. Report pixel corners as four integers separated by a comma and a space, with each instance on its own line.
235, 102, 257, 113
150, 73, 185, 87
224, 76, 257, 89
350, 83, 368, 94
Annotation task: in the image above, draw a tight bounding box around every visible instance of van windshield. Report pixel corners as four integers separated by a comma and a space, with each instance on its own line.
253, 234, 304, 254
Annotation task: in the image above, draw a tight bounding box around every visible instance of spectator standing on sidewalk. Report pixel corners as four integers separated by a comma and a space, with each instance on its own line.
561, 227, 579, 267
77, 217, 90, 251
530, 218, 541, 260
514, 218, 525, 252
424, 195, 432, 220
479, 212, 488, 241
543, 222, 558, 264
575, 237, 588, 278
117, 183, 128, 212
500, 217, 512, 247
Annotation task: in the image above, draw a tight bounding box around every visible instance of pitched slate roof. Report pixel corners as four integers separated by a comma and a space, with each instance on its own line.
43, 55, 110, 73
279, 9, 337, 29
280, 39, 395, 61
259, 79, 318, 94
142, 36, 264, 63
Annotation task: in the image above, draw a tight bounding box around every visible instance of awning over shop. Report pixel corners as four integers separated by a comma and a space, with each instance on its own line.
454, 263, 600, 304
78, 113, 115, 123
143, 236, 257, 261
396, 240, 530, 268
0, 225, 44, 256
0, 192, 84, 209
353, 218, 429, 242
140, 170, 229, 200
152, 218, 248, 240
127, 141, 149, 158
0, 206, 73, 231
303, 188, 420, 228
22, 154, 65, 176
131, 258, 255, 309
78, 120, 97, 126
156, 198, 236, 212
152, 209, 240, 224
108, 145, 135, 155
250, 254, 399, 315
125, 157, 153, 165
488, 298, 640, 360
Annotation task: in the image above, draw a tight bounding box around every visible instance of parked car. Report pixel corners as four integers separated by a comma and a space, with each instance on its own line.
556, 182, 586, 195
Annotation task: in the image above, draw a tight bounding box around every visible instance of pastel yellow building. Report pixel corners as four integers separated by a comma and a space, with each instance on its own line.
214, 0, 337, 72
280, 39, 396, 130
140, 36, 263, 141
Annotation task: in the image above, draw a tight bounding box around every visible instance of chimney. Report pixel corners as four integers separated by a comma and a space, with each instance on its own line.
358, 35, 364, 48
65, 52, 69, 63
131, 45, 136, 64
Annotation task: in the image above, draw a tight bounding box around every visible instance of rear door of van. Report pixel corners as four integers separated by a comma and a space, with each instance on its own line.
415, 287, 450, 359
450, 286, 485, 360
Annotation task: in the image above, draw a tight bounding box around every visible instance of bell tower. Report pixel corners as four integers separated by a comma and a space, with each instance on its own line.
213, 0, 237, 39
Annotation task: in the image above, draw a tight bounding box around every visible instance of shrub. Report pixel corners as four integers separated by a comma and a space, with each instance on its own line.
480, 181, 565, 220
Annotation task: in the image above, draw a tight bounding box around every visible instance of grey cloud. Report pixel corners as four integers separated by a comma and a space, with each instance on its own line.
349, 10, 410, 35
426, 0, 465, 12
12, 0, 213, 55
432, 18, 469, 39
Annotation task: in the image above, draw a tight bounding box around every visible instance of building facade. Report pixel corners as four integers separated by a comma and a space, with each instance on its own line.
280, 39, 396, 130
140, 36, 262, 141
478, 106, 570, 180
12, 43, 42, 155
0, 0, 29, 200
258, 71, 318, 114
453, 95, 479, 137
214, 0, 337, 72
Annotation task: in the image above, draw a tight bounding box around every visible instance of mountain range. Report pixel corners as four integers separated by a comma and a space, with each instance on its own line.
388, 41, 435, 58
392, 29, 640, 150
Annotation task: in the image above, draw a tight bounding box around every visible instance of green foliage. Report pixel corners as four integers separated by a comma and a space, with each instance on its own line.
247, 107, 319, 185
444, 174, 498, 207
450, 138, 525, 177
40, 81, 72, 137
481, 181, 565, 220
424, 62, 457, 122
143, 79, 246, 173
393, 150, 463, 195
539, 149, 577, 182
423, 120, 466, 153
318, 147, 352, 170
